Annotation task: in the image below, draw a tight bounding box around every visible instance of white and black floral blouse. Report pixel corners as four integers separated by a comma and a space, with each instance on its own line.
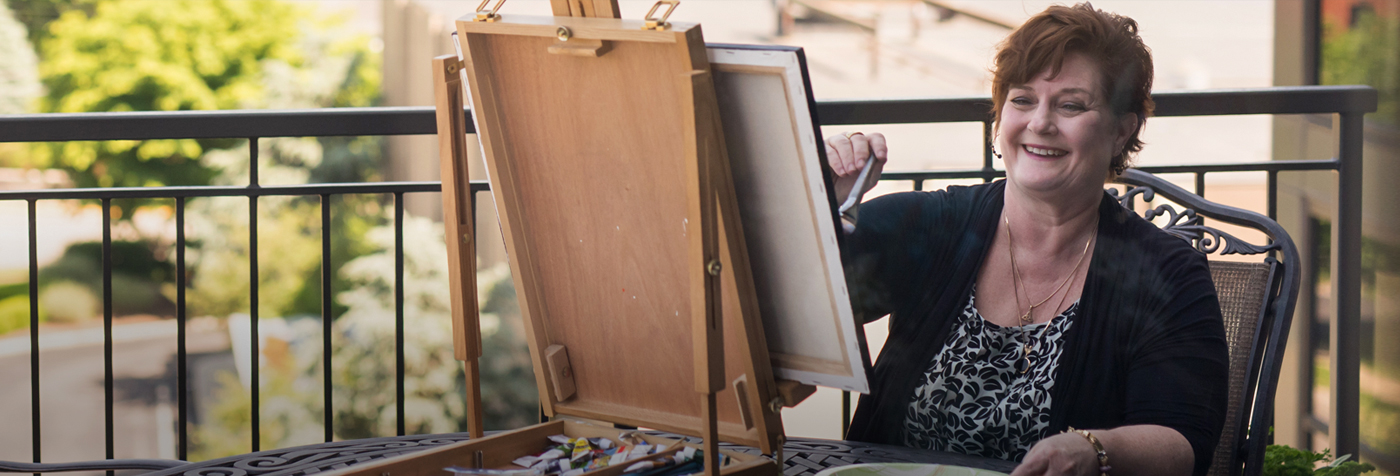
902, 287, 1077, 461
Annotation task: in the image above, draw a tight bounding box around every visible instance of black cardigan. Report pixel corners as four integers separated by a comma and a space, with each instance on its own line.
842, 180, 1228, 476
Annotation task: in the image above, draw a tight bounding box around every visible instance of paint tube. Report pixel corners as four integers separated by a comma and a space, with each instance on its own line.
627, 445, 652, 459
571, 438, 592, 459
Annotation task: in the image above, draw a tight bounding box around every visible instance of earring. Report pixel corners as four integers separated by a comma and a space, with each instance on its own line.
991, 145, 1003, 160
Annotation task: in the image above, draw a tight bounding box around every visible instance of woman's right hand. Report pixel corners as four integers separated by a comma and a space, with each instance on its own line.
825, 132, 888, 207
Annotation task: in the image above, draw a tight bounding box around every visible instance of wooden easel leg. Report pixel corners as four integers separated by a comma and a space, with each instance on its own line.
435, 54, 486, 440
701, 392, 721, 476
464, 360, 485, 438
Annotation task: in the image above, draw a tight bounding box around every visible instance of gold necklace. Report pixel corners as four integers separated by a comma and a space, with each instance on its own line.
1004, 215, 1094, 374
1004, 215, 1093, 324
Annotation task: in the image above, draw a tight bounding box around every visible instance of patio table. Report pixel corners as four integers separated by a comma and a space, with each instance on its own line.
136, 433, 1019, 476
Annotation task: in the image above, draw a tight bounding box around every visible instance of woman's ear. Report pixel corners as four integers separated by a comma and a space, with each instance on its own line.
1115, 112, 1140, 153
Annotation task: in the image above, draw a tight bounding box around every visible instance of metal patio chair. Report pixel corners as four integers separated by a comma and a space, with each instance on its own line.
1113, 168, 1301, 476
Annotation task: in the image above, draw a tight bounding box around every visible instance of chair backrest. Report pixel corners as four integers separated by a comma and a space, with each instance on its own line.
1207, 261, 1276, 476
1113, 169, 1301, 476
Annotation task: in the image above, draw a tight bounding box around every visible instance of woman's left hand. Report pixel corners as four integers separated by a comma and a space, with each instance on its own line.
1010, 432, 1101, 476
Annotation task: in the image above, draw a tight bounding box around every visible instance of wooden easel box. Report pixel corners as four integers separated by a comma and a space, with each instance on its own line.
316, 7, 799, 476
451, 10, 792, 455
316, 420, 773, 476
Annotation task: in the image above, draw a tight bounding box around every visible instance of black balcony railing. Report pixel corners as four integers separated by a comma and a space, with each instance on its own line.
0, 85, 1377, 465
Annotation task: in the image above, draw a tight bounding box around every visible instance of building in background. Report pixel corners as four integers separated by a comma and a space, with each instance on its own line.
1274, 0, 1400, 473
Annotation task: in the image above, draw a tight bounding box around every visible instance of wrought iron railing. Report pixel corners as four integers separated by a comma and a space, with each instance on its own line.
0, 85, 1376, 465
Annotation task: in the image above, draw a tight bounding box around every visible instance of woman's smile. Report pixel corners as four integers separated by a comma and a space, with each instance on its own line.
1022, 144, 1067, 157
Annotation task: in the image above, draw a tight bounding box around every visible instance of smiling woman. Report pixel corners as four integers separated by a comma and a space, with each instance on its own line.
825, 4, 1227, 476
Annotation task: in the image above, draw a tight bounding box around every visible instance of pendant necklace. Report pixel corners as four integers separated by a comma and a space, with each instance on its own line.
1004, 215, 1093, 374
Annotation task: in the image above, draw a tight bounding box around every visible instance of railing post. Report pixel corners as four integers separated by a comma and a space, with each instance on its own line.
27, 199, 39, 474
102, 199, 114, 476
249, 138, 261, 452
176, 197, 188, 460
321, 193, 334, 443
1330, 111, 1363, 458
395, 192, 406, 437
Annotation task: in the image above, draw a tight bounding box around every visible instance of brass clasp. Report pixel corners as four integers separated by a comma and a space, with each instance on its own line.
642, 0, 679, 30
473, 0, 506, 22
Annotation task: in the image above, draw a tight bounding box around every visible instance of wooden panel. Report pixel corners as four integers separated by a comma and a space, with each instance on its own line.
316, 420, 566, 476
484, 33, 693, 417
549, 0, 621, 18
455, 18, 777, 452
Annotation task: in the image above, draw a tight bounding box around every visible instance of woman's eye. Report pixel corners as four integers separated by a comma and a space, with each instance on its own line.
1060, 102, 1087, 112
1011, 97, 1033, 106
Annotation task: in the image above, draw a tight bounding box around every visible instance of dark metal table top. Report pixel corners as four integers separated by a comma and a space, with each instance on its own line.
138, 433, 1018, 476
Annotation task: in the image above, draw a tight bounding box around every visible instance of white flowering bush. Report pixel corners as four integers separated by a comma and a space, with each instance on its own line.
192, 215, 538, 459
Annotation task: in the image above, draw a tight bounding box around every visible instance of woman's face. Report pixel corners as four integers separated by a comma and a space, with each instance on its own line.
997, 52, 1137, 199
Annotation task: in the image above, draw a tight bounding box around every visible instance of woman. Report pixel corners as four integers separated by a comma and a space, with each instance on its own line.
827, 4, 1228, 476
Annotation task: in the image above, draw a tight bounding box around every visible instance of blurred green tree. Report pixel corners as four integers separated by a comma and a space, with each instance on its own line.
32, 0, 302, 190
1322, 10, 1400, 127
25, 0, 381, 218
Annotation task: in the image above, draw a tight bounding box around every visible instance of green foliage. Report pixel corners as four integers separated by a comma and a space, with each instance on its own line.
1321, 11, 1400, 127
1360, 392, 1400, 458
1262, 446, 1376, 476
36, 240, 174, 318
0, 282, 28, 302
32, 0, 304, 190
0, 295, 42, 336
185, 196, 330, 320
25, 0, 382, 218
184, 174, 385, 321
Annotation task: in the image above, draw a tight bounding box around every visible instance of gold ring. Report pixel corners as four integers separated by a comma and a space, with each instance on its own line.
842, 131, 863, 139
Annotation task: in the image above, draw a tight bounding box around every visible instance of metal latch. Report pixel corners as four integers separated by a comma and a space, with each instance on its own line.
642, 0, 679, 30
473, 0, 506, 22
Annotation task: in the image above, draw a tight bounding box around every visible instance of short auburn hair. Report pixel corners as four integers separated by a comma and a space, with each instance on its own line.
991, 3, 1154, 175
